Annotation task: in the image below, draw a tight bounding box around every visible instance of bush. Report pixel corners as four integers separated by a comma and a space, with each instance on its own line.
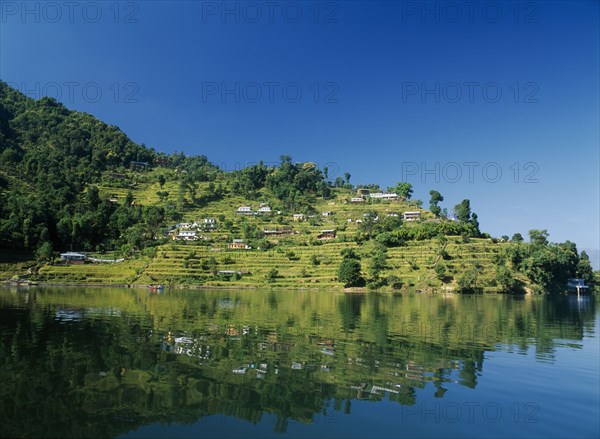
338, 258, 363, 287
434, 264, 446, 281
266, 268, 279, 283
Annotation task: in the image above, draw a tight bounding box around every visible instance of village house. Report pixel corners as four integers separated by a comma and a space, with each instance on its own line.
356, 188, 370, 197
200, 218, 217, 231
292, 213, 306, 222
317, 229, 337, 240
175, 230, 200, 241
228, 239, 251, 250
257, 205, 272, 214
403, 211, 422, 222
322, 211, 334, 217
370, 192, 399, 200
387, 212, 399, 217
237, 206, 253, 215
60, 252, 86, 264
350, 197, 365, 203
263, 227, 295, 236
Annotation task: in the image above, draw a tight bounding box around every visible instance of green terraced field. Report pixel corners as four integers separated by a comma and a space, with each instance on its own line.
10, 168, 515, 291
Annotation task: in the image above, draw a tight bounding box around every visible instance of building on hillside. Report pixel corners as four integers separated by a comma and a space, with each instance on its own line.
237, 206, 253, 215
292, 213, 306, 222
60, 252, 86, 263
322, 211, 334, 216
403, 211, 421, 222
200, 218, 217, 231
175, 230, 200, 241
317, 230, 337, 240
229, 239, 251, 250
356, 188, 370, 197
350, 197, 365, 203
370, 192, 399, 200
387, 212, 399, 217
257, 206, 272, 214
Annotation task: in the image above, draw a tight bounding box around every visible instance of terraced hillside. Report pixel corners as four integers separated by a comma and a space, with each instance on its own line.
28, 167, 513, 291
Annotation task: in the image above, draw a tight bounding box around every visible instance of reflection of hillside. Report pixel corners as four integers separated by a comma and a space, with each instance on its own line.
0, 288, 596, 437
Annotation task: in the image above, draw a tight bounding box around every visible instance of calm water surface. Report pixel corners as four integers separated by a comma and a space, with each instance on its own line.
0, 287, 598, 438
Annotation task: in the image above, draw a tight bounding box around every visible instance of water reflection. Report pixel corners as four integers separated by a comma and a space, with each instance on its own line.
0, 288, 596, 438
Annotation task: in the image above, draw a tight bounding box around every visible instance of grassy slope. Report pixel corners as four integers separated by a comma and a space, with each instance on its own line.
3, 166, 519, 292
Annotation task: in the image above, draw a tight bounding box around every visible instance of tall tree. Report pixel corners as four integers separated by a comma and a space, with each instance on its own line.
453, 199, 471, 223
395, 182, 413, 199
429, 190, 444, 217
528, 229, 549, 246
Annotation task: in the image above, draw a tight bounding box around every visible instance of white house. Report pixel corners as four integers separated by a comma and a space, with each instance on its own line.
292, 213, 306, 222
201, 218, 217, 231
257, 206, 272, 214
350, 197, 365, 203
237, 206, 253, 214
403, 211, 421, 221
322, 211, 334, 216
370, 192, 399, 200
175, 230, 199, 241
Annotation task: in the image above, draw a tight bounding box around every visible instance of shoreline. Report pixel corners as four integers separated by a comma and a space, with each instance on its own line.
0, 280, 548, 295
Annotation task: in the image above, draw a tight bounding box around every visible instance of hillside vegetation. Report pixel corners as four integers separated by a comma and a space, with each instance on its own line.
0, 81, 595, 293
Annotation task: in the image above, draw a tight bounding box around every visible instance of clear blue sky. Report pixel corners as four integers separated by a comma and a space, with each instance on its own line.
1, 0, 598, 267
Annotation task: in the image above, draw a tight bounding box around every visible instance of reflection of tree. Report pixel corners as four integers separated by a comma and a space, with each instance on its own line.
0, 289, 595, 438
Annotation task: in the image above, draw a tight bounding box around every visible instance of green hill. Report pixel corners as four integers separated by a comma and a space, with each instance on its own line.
0, 81, 595, 293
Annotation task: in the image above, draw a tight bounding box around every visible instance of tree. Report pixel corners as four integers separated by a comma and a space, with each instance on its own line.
344, 172, 351, 184
511, 233, 524, 242
470, 212, 480, 235
125, 191, 134, 206
338, 258, 363, 287
158, 175, 166, 189
156, 191, 169, 202
528, 229, 549, 246
266, 268, 279, 283
576, 251, 595, 286
86, 186, 101, 209
434, 263, 446, 281
429, 190, 444, 217
453, 199, 471, 223
36, 241, 54, 263
495, 265, 518, 292
395, 182, 413, 199
340, 248, 360, 260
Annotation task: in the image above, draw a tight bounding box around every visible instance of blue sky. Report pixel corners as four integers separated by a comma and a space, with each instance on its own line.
1, 0, 599, 267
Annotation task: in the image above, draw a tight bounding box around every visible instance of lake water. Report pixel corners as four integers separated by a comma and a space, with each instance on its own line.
0, 287, 598, 439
